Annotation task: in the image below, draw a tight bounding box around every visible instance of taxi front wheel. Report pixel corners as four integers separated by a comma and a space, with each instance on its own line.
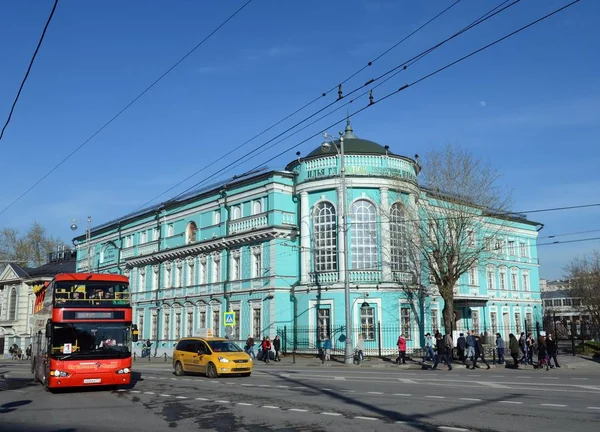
174, 361, 186, 376
206, 363, 218, 379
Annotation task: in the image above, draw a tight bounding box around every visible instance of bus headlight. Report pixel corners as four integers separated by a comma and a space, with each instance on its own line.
116, 368, 131, 374
217, 357, 230, 363
50, 370, 70, 377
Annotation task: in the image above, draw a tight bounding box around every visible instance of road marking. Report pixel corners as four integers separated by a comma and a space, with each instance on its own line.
183, 378, 192, 381
215, 400, 230, 404
354, 416, 378, 421
439, 427, 470, 432
520, 376, 532, 379
292, 386, 305, 389
499, 401, 522, 404
368, 391, 384, 395
241, 383, 254, 387
587, 407, 600, 410
237, 402, 253, 406
469, 375, 480, 377
195, 397, 209, 401
341, 389, 355, 393
334, 376, 346, 380
130, 390, 141, 393
257, 384, 270, 387
397, 378, 418, 384
117, 389, 128, 392
158, 377, 166, 380
276, 385, 290, 388
159, 394, 172, 397
540, 404, 567, 407
572, 378, 589, 381
425, 396, 446, 399
323, 388, 333, 391
491, 375, 505, 378
546, 377, 559, 380
289, 408, 308, 412
262, 405, 279, 409
175, 396, 187, 399
225, 382, 235, 385
321, 412, 342, 416
477, 381, 508, 389
170, 378, 177, 380
393, 393, 412, 397
144, 392, 155, 395
459, 398, 482, 402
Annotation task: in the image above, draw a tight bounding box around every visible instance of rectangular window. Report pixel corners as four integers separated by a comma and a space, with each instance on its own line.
174, 313, 181, 340
212, 310, 220, 337
494, 239, 503, 254
525, 312, 533, 333
152, 269, 158, 291
212, 257, 221, 283
522, 273, 529, 292
553, 299, 562, 306
200, 261, 207, 284
139, 270, 146, 292
544, 300, 553, 307
252, 307, 261, 338
198, 310, 206, 329
499, 271, 507, 290
572, 298, 581, 307
515, 312, 522, 334
163, 313, 170, 340
175, 266, 182, 287
490, 312, 498, 334
431, 309, 438, 334
317, 308, 331, 340
484, 237, 492, 252
138, 311, 144, 340
401, 308, 412, 340
519, 242, 527, 257
467, 230, 475, 248
253, 200, 262, 215
562, 298, 572, 306
252, 251, 262, 278
511, 272, 518, 291
232, 306, 240, 340
187, 263, 194, 286
214, 210, 221, 225
508, 241, 515, 255
361, 307, 375, 340
487, 270, 495, 290
140, 231, 148, 244
167, 224, 174, 237
165, 266, 172, 288
151, 312, 158, 339
472, 310, 480, 334
186, 312, 193, 337
468, 267, 477, 286
153, 228, 159, 241
232, 254, 241, 280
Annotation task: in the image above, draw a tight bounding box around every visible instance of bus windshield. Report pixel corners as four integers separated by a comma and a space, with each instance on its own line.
51, 322, 132, 360
54, 281, 130, 308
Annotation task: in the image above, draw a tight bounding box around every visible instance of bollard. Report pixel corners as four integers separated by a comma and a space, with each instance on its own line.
164, 353, 168, 362
133, 352, 137, 361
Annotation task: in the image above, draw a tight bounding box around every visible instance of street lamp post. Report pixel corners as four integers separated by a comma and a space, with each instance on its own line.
71, 216, 92, 271
322, 132, 353, 365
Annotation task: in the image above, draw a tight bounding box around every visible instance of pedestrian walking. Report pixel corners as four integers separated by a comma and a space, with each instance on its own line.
245, 335, 256, 359
546, 334, 560, 368
273, 335, 281, 361
496, 333, 505, 364
355, 335, 365, 364
471, 335, 490, 370
456, 333, 466, 363
423, 333, 435, 363
508, 333, 520, 368
396, 334, 407, 364
322, 336, 332, 362
261, 337, 272, 363
466, 330, 476, 364
519, 332, 527, 364
537, 334, 549, 371
432, 333, 452, 371
444, 333, 454, 360
526, 334, 535, 365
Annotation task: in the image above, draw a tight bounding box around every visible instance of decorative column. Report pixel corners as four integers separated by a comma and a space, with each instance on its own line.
300, 192, 310, 284
337, 186, 346, 283
380, 187, 391, 282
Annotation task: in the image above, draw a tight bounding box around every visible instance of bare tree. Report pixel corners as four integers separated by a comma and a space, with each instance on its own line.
565, 251, 600, 327
389, 144, 512, 335
0, 222, 65, 267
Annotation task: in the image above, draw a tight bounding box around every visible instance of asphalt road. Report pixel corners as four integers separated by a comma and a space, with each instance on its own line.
1, 360, 599, 432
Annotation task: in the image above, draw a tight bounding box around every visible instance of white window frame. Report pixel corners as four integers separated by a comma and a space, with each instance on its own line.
231, 205, 241, 220
253, 200, 262, 215
468, 266, 478, 286
167, 224, 174, 237
486, 266, 495, 290
231, 251, 241, 280
252, 246, 262, 278
200, 256, 207, 284
251, 304, 262, 338
214, 210, 221, 225
212, 253, 221, 283
519, 242, 527, 257
508, 240, 515, 255
164, 263, 172, 289
140, 231, 148, 244
511, 268, 518, 291
163, 311, 171, 340
400, 307, 412, 341
313, 201, 337, 272
499, 268, 507, 290
390, 203, 408, 272
350, 199, 378, 270
138, 267, 146, 292
522, 270, 529, 292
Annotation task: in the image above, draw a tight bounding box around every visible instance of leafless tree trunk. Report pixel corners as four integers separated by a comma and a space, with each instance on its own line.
565, 251, 600, 327
386, 144, 511, 335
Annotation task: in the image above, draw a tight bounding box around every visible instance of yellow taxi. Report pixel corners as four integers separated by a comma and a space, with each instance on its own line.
172, 337, 252, 378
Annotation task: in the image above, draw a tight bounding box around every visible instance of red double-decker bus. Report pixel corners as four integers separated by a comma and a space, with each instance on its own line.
31, 273, 137, 390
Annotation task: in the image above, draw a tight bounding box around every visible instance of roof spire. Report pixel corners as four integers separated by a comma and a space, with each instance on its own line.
343, 114, 357, 139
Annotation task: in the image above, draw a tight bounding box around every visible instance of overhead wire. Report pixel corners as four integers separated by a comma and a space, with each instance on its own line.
132, 0, 468, 211
0, 0, 59, 141
0, 0, 254, 217
155, 0, 521, 206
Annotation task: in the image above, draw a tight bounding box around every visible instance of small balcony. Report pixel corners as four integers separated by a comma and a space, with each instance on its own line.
228, 213, 268, 234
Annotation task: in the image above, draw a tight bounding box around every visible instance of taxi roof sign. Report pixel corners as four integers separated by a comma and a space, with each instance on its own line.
224, 311, 236, 326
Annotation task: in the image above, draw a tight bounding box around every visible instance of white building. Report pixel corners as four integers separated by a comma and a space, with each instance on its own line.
0, 263, 34, 356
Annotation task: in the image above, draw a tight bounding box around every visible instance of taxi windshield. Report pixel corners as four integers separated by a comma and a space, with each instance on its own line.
207, 340, 243, 353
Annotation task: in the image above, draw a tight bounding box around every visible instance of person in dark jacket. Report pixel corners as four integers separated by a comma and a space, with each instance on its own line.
546, 334, 560, 368
456, 333, 466, 363
432, 333, 452, 371
537, 335, 549, 371
471, 335, 490, 370
496, 333, 505, 365
273, 335, 281, 361
508, 333, 520, 368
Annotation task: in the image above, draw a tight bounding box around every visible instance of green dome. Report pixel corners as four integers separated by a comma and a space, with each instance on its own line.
306, 119, 393, 157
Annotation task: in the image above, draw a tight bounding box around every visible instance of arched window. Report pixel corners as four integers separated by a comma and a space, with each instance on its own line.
8, 288, 17, 320
253, 200, 262, 215
231, 206, 241, 220
313, 202, 337, 272
186, 222, 198, 244
351, 200, 378, 270
390, 203, 408, 272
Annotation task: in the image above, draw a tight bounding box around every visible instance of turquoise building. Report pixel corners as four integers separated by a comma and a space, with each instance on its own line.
74, 121, 543, 356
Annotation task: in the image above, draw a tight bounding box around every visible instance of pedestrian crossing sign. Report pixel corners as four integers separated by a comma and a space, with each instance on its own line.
224, 311, 236, 326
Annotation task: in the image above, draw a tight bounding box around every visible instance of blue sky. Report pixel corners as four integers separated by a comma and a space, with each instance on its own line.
1, 0, 598, 279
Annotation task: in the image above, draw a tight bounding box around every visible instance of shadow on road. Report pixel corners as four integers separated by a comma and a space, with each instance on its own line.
263, 369, 525, 431
0, 399, 31, 414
